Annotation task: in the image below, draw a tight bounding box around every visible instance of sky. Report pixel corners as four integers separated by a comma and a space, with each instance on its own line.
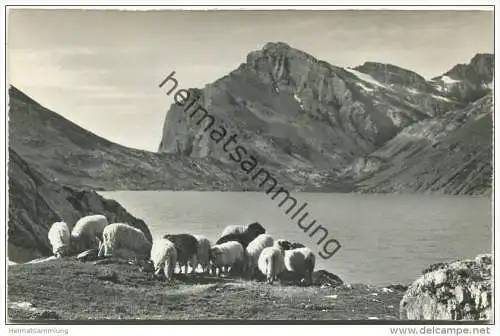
8, 9, 494, 151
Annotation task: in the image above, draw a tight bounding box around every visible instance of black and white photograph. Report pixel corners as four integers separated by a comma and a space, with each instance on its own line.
2, 4, 496, 328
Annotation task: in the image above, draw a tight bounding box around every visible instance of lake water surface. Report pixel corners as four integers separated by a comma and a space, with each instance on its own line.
99, 191, 492, 286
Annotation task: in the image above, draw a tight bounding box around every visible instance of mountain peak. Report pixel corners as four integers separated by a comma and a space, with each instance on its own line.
262, 41, 292, 51
430, 52, 494, 102
470, 53, 494, 65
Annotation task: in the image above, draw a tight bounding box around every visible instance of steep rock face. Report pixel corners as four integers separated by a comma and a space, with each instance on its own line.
400, 254, 492, 321
8, 148, 153, 263
158, 43, 460, 169
430, 53, 494, 103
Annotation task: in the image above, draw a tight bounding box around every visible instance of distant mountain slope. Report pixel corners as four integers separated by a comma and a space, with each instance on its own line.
8, 86, 257, 191
351, 94, 492, 194
8, 148, 152, 263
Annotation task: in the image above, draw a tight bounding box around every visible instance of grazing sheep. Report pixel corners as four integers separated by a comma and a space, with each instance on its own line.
150, 238, 178, 281
257, 240, 287, 284
216, 222, 266, 248
210, 241, 246, 277
191, 235, 211, 274
284, 247, 316, 285
220, 222, 265, 238
48, 221, 71, 258
98, 223, 152, 261
71, 215, 108, 253
246, 234, 274, 278
162, 234, 199, 274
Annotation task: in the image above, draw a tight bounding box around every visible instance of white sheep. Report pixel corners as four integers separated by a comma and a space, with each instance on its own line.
220, 225, 246, 237
210, 241, 246, 276
246, 234, 274, 277
71, 214, 108, 253
150, 238, 178, 281
191, 235, 211, 273
47, 221, 71, 258
284, 247, 316, 285
98, 223, 152, 261
257, 240, 287, 284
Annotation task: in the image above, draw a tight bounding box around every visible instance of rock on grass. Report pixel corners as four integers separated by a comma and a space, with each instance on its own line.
400, 254, 492, 321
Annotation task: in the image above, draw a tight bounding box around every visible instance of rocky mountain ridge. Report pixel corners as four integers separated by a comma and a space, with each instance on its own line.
158, 42, 493, 194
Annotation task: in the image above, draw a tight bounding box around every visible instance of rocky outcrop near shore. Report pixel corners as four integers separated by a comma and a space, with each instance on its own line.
399, 254, 492, 321
8, 148, 153, 263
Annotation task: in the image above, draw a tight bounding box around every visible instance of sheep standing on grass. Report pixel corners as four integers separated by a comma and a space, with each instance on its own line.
216, 222, 266, 248
48, 221, 71, 258
71, 214, 108, 253
150, 238, 178, 281
191, 235, 211, 274
98, 223, 152, 261
163, 234, 199, 274
246, 234, 274, 278
210, 241, 246, 277
257, 239, 289, 284
284, 247, 316, 285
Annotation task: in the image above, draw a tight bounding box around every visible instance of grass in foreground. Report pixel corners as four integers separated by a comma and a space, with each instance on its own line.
8, 259, 404, 321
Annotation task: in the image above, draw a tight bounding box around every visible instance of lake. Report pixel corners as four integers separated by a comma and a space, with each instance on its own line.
99, 191, 492, 286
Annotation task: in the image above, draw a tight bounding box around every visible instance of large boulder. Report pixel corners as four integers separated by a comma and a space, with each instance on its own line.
400, 254, 492, 321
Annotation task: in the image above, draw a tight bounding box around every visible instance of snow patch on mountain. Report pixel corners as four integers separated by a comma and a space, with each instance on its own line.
441, 75, 461, 84
431, 94, 453, 102
357, 82, 375, 92
293, 93, 304, 109
344, 67, 391, 91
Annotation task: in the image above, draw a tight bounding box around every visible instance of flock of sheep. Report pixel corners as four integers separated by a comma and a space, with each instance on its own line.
47, 215, 317, 285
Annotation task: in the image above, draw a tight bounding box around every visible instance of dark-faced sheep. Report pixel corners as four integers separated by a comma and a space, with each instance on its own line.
284, 247, 316, 285
162, 233, 199, 274
216, 222, 266, 248
220, 222, 265, 238
190, 235, 211, 274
